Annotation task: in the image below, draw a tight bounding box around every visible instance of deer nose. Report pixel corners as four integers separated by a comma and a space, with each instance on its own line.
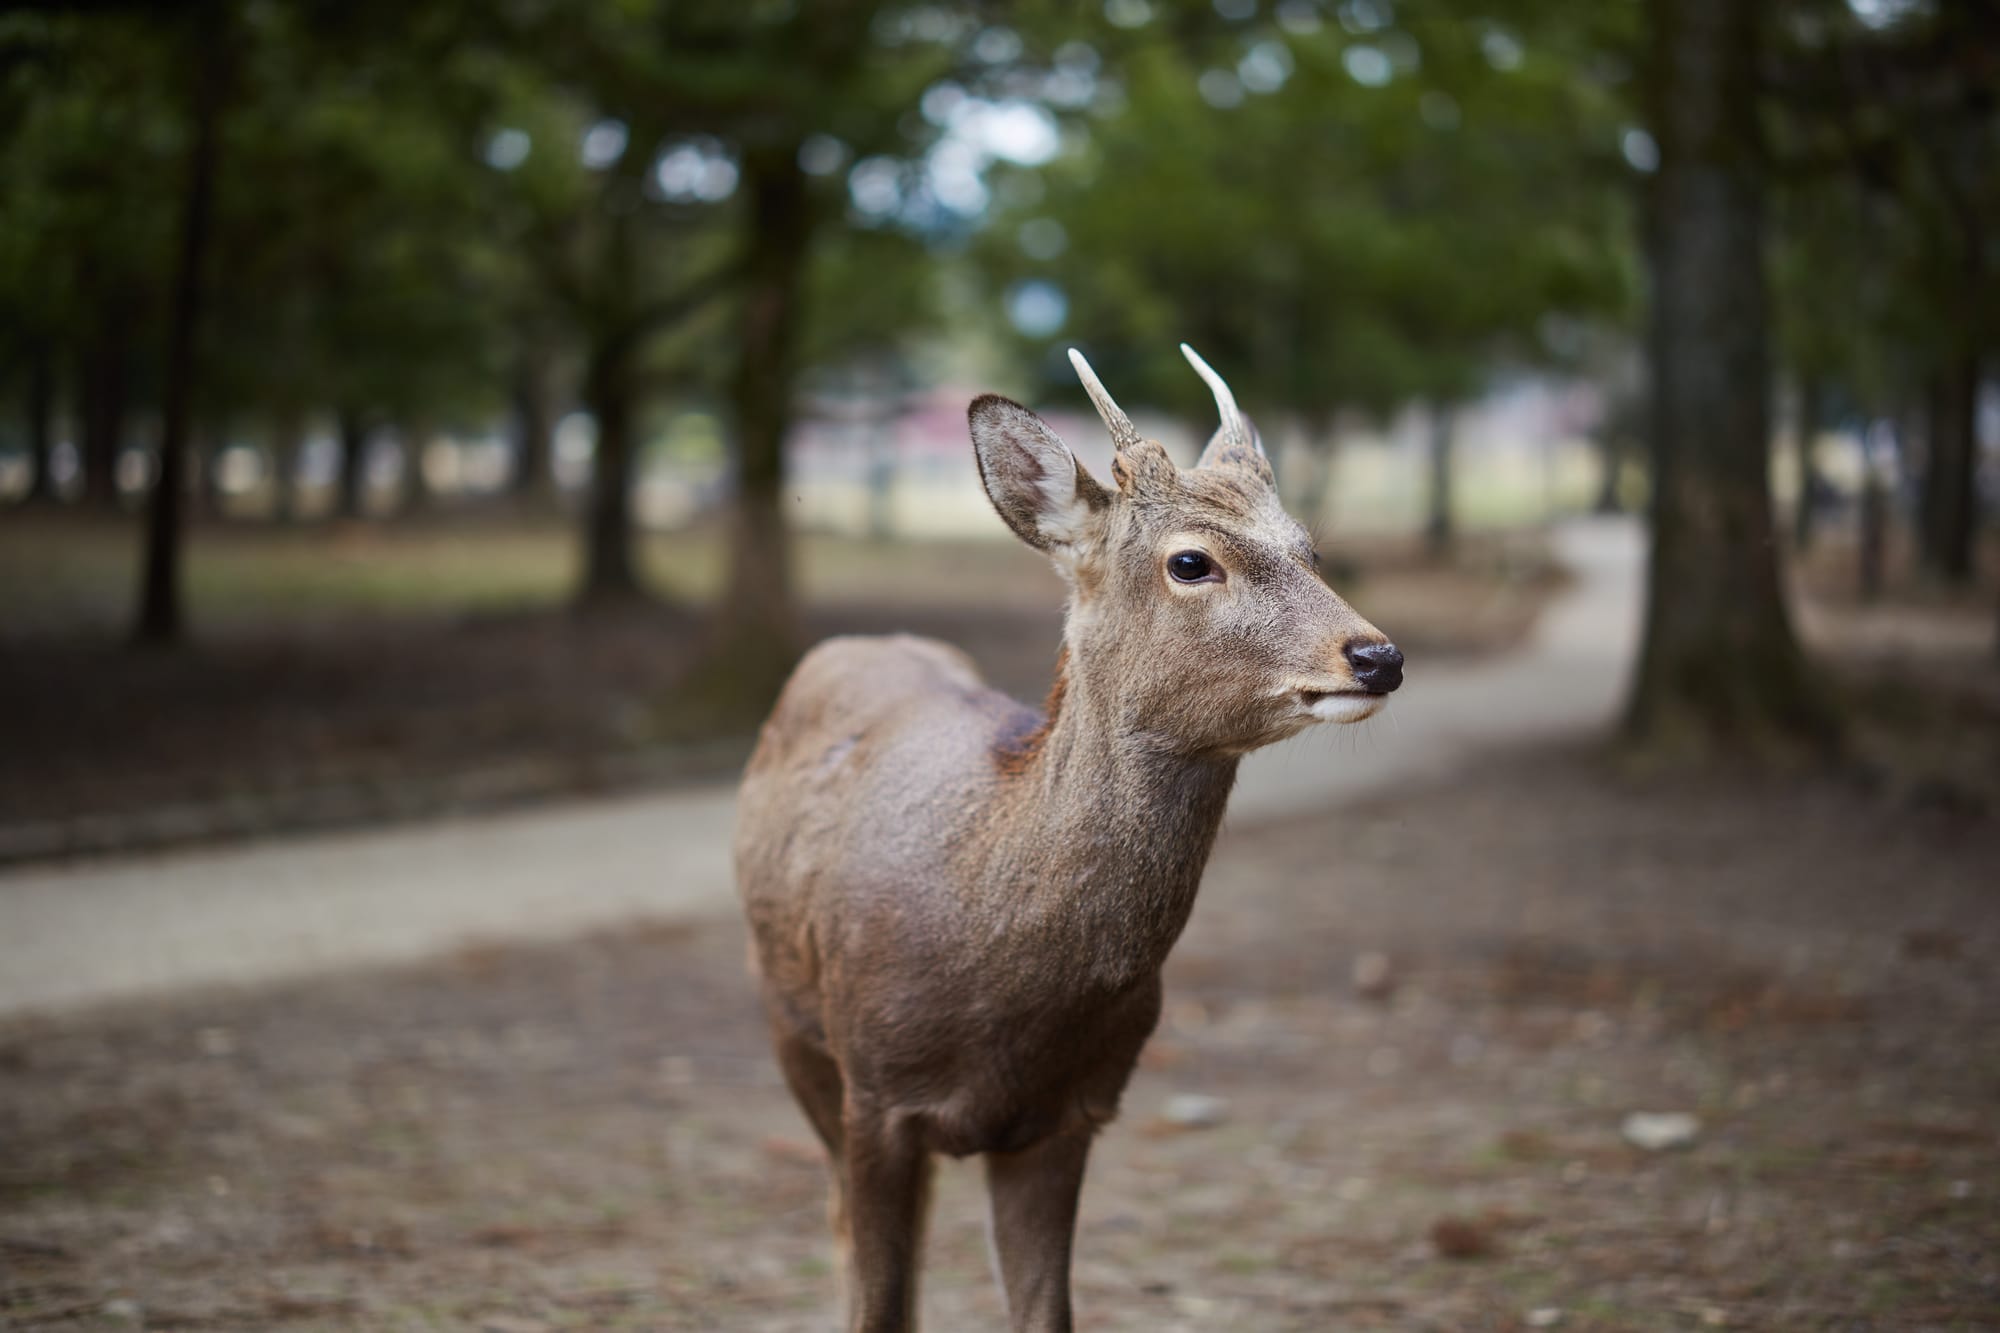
1344, 641, 1404, 695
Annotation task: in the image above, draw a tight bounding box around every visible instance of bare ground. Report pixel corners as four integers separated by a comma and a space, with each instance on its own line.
3, 748, 1996, 1332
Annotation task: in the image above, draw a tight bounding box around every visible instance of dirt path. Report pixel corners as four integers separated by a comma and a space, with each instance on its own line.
0, 521, 1641, 1018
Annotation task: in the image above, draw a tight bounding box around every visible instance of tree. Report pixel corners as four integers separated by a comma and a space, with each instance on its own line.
507, 340, 559, 501
200, 0, 514, 525
712, 143, 810, 663
0, 10, 176, 513
75, 300, 133, 509
1768, 0, 1998, 583
650, 0, 965, 693
984, 0, 1632, 543
1769, 164, 1891, 555
1791, 377, 1826, 550
486, 0, 973, 681
22, 352, 59, 501
474, 4, 749, 607
1424, 404, 1456, 555
134, 5, 227, 645
1621, 0, 1835, 756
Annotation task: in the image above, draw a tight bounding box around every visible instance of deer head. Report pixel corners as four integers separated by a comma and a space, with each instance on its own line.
969, 344, 1402, 758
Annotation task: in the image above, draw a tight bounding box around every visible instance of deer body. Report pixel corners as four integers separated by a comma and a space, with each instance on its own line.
735, 348, 1402, 1332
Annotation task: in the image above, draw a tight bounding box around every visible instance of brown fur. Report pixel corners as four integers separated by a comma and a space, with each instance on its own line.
735, 360, 1396, 1333
992, 648, 1067, 777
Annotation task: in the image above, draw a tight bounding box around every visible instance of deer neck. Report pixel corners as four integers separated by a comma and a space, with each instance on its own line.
997, 639, 1241, 982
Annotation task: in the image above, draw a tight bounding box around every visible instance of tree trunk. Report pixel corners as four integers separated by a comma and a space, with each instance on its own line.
1622, 0, 1836, 756
1593, 429, 1624, 514
568, 144, 657, 609
77, 321, 129, 509
1425, 403, 1455, 557
1858, 442, 1886, 603
270, 411, 306, 522
1792, 376, 1824, 551
510, 347, 556, 501
336, 410, 370, 518
1917, 357, 1977, 583
399, 425, 433, 513
707, 146, 809, 699
134, 29, 223, 647
25, 351, 58, 502
576, 346, 644, 605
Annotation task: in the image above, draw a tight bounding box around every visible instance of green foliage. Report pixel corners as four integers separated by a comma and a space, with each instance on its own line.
0, 4, 524, 443
0, 10, 179, 399
480, 0, 973, 389
1767, 0, 2000, 411
204, 3, 514, 429
2, 0, 1979, 530
983, 0, 1637, 426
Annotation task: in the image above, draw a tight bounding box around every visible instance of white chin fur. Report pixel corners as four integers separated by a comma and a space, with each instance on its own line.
1307, 693, 1385, 724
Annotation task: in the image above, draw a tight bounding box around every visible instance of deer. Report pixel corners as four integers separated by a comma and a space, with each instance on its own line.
734, 345, 1404, 1332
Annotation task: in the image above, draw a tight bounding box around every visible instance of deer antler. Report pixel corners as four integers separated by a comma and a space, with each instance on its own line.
1180, 343, 1259, 456
1067, 348, 1142, 452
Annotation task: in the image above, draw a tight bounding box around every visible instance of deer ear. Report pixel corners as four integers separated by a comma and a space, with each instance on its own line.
969, 394, 1110, 558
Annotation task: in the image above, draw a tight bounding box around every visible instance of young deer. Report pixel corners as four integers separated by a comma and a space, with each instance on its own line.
735, 346, 1403, 1332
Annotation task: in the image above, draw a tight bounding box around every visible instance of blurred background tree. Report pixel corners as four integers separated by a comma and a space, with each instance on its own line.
1, 10, 179, 513
0, 0, 1991, 759
983, 0, 1635, 549
479, 0, 967, 699
1772, 0, 1998, 586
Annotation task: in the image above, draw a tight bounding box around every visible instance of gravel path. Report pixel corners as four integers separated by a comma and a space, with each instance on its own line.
0, 519, 1642, 1017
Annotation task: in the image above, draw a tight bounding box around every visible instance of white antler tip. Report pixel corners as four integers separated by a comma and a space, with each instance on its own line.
1180, 342, 1233, 404
1181, 341, 1262, 461
1067, 346, 1140, 448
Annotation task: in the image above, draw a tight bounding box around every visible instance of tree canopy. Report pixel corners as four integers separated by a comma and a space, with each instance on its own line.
0, 0, 1988, 712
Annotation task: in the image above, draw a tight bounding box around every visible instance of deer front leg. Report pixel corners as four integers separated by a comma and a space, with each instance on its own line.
842, 1107, 934, 1333
984, 1129, 1093, 1333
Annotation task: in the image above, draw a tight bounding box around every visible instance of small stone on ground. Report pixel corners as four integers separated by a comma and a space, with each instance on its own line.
1621, 1110, 1701, 1152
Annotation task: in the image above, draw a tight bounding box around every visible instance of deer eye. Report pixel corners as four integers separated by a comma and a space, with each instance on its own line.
1167, 550, 1218, 584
